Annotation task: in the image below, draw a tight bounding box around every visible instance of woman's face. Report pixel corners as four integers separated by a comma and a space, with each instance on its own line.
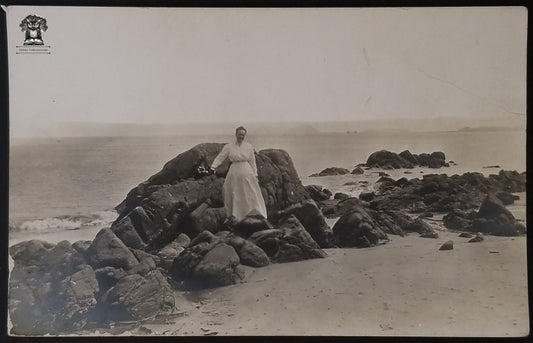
236, 129, 246, 143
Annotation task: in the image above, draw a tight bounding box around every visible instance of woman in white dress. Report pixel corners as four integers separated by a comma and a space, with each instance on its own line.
210, 126, 268, 221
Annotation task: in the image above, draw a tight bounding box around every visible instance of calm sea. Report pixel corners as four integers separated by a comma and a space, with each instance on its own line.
9, 130, 526, 241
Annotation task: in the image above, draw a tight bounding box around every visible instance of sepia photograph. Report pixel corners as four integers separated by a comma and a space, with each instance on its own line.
5, 6, 528, 337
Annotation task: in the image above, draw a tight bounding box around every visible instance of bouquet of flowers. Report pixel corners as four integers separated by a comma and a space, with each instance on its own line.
195, 163, 215, 179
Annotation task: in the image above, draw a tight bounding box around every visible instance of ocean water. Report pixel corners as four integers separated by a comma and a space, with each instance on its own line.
9, 129, 526, 244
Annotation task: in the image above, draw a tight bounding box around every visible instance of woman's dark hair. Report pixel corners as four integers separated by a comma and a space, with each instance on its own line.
235, 126, 247, 134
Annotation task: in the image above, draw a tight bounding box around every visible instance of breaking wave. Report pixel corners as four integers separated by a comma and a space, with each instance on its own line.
11, 211, 118, 233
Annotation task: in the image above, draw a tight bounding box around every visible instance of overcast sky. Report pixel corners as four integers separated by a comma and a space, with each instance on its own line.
7, 6, 527, 137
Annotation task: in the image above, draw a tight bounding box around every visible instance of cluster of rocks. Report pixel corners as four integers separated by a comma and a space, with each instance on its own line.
364, 150, 449, 169
9, 232, 174, 335
363, 170, 526, 214
9, 143, 333, 334
309, 149, 449, 178
443, 194, 526, 236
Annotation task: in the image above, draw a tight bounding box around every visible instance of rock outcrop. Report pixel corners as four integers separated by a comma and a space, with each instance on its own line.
364, 149, 449, 169
113, 143, 310, 251
309, 167, 351, 177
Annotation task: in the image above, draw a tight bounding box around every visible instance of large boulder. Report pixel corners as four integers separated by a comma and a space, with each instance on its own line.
273, 215, 326, 262
85, 228, 139, 271
332, 205, 388, 248
188, 204, 226, 235
9, 240, 98, 335
99, 269, 175, 321
366, 150, 414, 169
276, 199, 334, 248
472, 194, 522, 236
233, 212, 274, 238
192, 243, 244, 288
170, 241, 215, 285
110, 215, 146, 250
55, 264, 99, 330
225, 235, 270, 268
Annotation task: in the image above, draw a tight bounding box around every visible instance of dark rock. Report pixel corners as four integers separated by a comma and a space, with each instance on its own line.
332, 206, 388, 248
192, 243, 243, 288
420, 231, 439, 239
85, 228, 139, 271
10, 240, 55, 266
334, 192, 350, 200
468, 234, 484, 243
514, 222, 527, 234
275, 199, 333, 248
443, 210, 474, 231
248, 229, 283, 257
366, 150, 414, 169
100, 270, 175, 320
111, 215, 147, 250
94, 266, 127, 294
170, 241, 214, 282
477, 194, 514, 220
430, 151, 446, 161
272, 215, 326, 262
189, 204, 226, 235
399, 150, 418, 165
55, 264, 99, 330
351, 167, 364, 175
458, 232, 473, 238
404, 218, 433, 234
378, 172, 390, 177
72, 240, 92, 255
334, 197, 364, 217
439, 240, 454, 250
309, 167, 351, 177
156, 233, 190, 270
495, 191, 518, 205
255, 149, 311, 215
189, 230, 219, 247
234, 239, 270, 268
305, 185, 331, 201
365, 210, 410, 236
272, 242, 305, 263
276, 215, 319, 249
234, 213, 273, 238
129, 206, 159, 245
472, 195, 519, 236
359, 192, 374, 202
9, 246, 98, 336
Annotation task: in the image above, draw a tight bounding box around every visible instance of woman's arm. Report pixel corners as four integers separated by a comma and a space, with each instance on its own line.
249, 145, 258, 177
211, 144, 230, 169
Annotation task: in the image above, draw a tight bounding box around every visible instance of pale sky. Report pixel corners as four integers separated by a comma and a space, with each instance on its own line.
7, 6, 527, 137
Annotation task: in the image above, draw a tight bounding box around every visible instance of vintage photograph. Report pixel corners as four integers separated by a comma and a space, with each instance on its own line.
6, 6, 528, 336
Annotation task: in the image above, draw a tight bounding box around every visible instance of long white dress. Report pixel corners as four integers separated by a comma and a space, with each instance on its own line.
211, 141, 268, 221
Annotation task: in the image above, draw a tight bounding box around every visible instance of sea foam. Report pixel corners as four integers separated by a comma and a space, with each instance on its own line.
12, 210, 118, 233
